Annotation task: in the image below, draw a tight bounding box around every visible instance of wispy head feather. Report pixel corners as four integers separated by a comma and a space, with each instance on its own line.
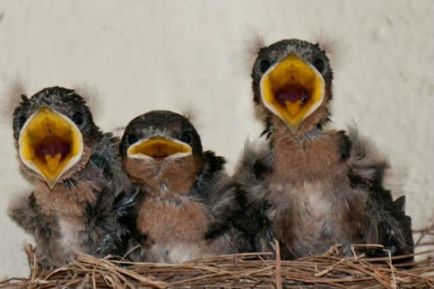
310, 32, 349, 72
179, 105, 201, 131
241, 28, 266, 74
71, 84, 103, 119
0, 80, 27, 123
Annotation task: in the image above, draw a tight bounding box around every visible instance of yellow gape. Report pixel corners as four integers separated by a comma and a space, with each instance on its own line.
19, 107, 83, 188
260, 54, 325, 132
127, 136, 192, 160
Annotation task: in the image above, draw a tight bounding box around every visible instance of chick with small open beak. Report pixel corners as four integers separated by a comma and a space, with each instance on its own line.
9, 87, 130, 267
118, 110, 248, 263
234, 39, 414, 261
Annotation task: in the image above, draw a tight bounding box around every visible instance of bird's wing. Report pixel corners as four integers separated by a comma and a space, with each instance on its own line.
346, 127, 414, 259
8, 192, 58, 238
95, 185, 144, 257
232, 140, 275, 252
196, 151, 254, 252
8, 192, 66, 266
87, 132, 134, 256
90, 133, 131, 197
191, 150, 226, 201
194, 151, 235, 237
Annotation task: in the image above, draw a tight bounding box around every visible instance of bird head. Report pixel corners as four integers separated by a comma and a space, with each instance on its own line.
120, 110, 203, 177
251, 39, 333, 134
13, 87, 101, 188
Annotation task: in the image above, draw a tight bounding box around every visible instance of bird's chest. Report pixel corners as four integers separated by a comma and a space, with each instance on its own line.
34, 181, 98, 253
57, 217, 85, 253
268, 136, 346, 226
136, 198, 210, 244
136, 198, 211, 263
296, 185, 333, 220
270, 182, 338, 255
271, 135, 345, 182
269, 180, 366, 257
270, 181, 334, 225
34, 181, 97, 218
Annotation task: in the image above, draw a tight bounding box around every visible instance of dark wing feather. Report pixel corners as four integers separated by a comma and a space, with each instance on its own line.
232, 141, 275, 253
191, 151, 251, 252
90, 133, 131, 197
347, 127, 414, 261
8, 193, 65, 267
85, 132, 133, 256
8, 193, 58, 240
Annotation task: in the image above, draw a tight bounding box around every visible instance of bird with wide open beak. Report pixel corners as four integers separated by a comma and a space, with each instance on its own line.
234, 39, 414, 262
18, 106, 84, 188
9, 87, 131, 267
260, 53, 325, 133
117, 110, 249, 263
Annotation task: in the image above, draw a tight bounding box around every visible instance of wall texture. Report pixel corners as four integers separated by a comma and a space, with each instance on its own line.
0, 0, 432, 277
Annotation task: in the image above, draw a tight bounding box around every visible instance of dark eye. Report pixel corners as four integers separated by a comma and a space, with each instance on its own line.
72, 112, 84, 126
180, 131, 192, 144
127, 133, 138, 145
313, 58, 325, 73
18, 115, 27, 129
259, 59, 272, 73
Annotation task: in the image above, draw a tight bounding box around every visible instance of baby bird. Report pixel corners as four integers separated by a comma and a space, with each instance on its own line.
9, 87, 130, 267
234, 39, 414, 260
118, 110, 245, 263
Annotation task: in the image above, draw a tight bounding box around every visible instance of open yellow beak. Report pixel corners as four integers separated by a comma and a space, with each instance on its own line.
18, 107, 84, 188
127, 136, 192, 160
260, 54, 325, 132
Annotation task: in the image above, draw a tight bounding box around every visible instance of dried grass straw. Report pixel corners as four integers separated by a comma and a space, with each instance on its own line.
1, 226, 433, 289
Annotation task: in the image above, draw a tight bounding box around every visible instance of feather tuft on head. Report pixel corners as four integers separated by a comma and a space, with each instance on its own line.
310, 32, 350, 71
179, 105, 202, 132
241, 28, 266, 73
1, 80, 27, 123
71, 84, 103, 119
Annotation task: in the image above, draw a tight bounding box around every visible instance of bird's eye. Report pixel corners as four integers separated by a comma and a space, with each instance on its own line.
259, 59, 272, 73
127, 133, 138, 145
180, 131, 192, 144
72, 112, 84, 126
18, 115, 27, 129
313, 58, 325, 74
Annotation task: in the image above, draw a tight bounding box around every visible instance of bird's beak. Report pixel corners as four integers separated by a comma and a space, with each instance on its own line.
127, 136, 192, 160
19, 107, 84, 188
260, 54, 325, 132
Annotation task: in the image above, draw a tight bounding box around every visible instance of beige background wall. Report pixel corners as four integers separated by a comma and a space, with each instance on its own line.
0, 0, 433, 277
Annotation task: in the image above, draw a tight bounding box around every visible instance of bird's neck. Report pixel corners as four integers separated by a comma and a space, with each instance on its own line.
269, 115, 323, 143
34, 179, 97, 219
30, 147, 103, 218
269, 119, 346, 184
266, 104, 330, 140
126, 156, 203, 198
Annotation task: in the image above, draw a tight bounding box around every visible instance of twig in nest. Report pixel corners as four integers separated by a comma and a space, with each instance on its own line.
274, 239, 282, 289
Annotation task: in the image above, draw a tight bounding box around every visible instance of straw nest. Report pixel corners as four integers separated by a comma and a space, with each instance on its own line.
1, 226, 433, 289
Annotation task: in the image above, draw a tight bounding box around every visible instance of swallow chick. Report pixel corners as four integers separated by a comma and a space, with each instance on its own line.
118, 110, 246, 263
9, 87, 130, 267
234, 39, 414, 260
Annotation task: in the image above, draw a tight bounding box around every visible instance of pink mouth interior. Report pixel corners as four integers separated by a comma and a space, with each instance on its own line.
275, 84, 310, 105
35, 137, 71, 161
